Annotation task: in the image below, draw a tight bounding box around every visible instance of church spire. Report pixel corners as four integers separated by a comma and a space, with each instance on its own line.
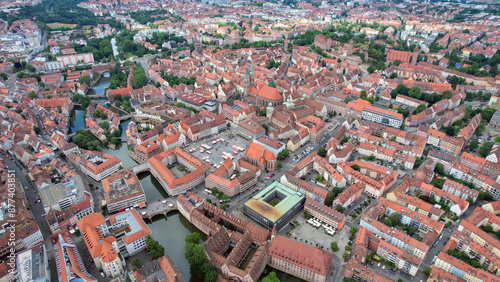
245, 64, 248, 76
250, 63, 254, 75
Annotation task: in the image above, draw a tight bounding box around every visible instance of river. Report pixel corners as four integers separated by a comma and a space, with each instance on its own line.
92, 76, 110, 95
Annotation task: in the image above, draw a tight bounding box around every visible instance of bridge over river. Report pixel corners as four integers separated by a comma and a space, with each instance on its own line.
139, 199, 178, 221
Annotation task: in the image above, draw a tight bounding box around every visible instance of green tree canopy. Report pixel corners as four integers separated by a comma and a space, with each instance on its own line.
79, 75, 92, 85
132, 65, 149, 89
261, 272, 279, 282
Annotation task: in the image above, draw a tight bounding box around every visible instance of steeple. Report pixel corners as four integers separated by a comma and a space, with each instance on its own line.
245, 64, 248, 76
271, 225, 277, 240
250, 63, 254, 75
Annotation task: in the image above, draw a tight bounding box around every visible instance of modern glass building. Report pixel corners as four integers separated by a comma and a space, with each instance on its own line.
243, 181, 305, 230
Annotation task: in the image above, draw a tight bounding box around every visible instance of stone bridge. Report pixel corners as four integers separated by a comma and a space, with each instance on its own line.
132, 162, 150, 174
119, 114, 133, 121
139, 199, 178, 221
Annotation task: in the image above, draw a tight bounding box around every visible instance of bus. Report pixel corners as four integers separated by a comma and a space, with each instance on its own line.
207, 151, 212, 154
202, 144, 211, 150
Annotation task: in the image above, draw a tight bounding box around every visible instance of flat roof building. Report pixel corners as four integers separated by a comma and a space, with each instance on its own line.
362, 105, 404, 128
102, 169, 146, 214
243, 182, 305, 230
16, 246, 51, 282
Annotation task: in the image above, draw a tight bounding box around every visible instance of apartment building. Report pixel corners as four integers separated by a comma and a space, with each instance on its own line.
219, 100, 256, 124
355, 227, 421, 276
102, 169, 146, 214
134, 140, 163, 163
304, 198, 346, 231
205, 158, 259, 197
281, 152, 345, 204
52, 230, 96, 282
443, 179, 479, 202
434, 252, 500, 282
359, 215, 430, 260
77, 210, 151, 277
380, 198, 444, 234
362, 105, 404, 128
148, 147, 211, 196
68, 149, 122, 181
269, 235, 333, 282
332, 182, 363, 209
336, 161, 397, 199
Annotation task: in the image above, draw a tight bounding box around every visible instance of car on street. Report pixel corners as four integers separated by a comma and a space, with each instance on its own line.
100, 272, 105, 278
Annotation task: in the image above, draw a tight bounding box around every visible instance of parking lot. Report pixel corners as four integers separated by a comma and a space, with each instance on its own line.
281, 212, 350, 253
184, 126, 251, 171
346, 195, 372, 222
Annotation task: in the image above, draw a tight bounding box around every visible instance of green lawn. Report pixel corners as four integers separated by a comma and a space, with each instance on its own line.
48, 23, 77, 30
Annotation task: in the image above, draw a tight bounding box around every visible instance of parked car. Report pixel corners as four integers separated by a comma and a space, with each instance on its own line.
100, 272, 105, 278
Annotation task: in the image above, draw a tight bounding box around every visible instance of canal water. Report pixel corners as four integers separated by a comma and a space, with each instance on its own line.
147, 212, 207, 281
92, 76, 110, 95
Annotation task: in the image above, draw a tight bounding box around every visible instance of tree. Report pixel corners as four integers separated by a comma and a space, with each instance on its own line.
227, 122, 231, 128
478, 191, 494, 201
408, 86, 421, 99
146, 235, 165, 259
132, 66, 148, 89
277, 149, 289, 160
28, 90, 37, 99
481, 108, 496, 123
424, 267, 432, 276
317, 146, 327, 157
352, 164, 360, 171
259, 109, 267, 116
0, 73, 7, 80
185, 232, 201, 245
304, 210, 312, 219
261, 272, 279, 282
479, 142, 494, 157
211, 187, 218, 196
33, 126, 40, 134
350, 226, 358, 236
469, 140, 479, 151
277, 161, 282, 170
331, 242, 339, 252
434, 163, 445, 175
415, 104, 426, 114
383, 212, 400, 227
99, 121, 110, 131
342, 251, 351, 260
442, 90, 453, 99
132, 257, 140, 271
79, 75, 92, 85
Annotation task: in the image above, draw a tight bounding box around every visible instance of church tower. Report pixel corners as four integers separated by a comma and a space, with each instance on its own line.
243, 63, 255, 100
243, 65, 250, 99
249, 63, 255, 87
284, 38, 289, 53
412, 46, 420, 65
